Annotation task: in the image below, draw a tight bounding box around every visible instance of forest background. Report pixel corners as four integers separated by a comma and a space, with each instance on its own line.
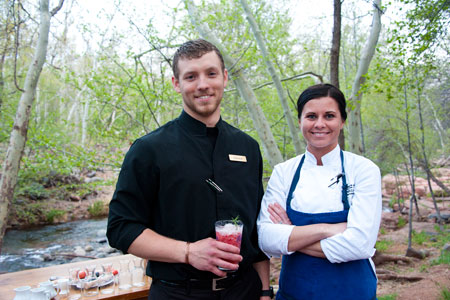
0, 0, 449, 297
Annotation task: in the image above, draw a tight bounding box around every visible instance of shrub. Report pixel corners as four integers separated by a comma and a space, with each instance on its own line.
88, 201, 106, 217
46, 209, 66, 223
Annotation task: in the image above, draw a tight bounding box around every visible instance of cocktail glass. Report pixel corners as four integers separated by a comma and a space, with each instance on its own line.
215, 219, 243, 271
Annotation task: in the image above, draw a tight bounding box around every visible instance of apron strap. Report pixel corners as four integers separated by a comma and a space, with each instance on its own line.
286, 155, 305, 209
340, 150, 349, 210
286, 151, 349, 210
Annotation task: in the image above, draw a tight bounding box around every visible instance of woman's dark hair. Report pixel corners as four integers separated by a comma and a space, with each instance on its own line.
297, 83, 347, 121
172, 39, 225, 80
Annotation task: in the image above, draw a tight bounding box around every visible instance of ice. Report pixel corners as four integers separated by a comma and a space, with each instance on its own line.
217, 223, 242, 235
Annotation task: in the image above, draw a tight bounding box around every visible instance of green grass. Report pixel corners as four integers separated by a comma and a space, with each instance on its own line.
397, 215, 407, 228
410, 225, 450, 249
411, 230, 429, 245
88, 201, 106, 217
46, 209, 66, 223
430, 250, 450, 266
376, 239, 394, 252
378, 293, 397, 300
440, 287, 450, 300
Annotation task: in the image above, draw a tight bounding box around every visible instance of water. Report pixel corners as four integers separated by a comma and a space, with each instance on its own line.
0, 218, 111, 273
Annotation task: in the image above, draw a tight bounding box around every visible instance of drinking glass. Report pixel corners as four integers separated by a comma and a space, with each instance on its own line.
215, 219, 243, 271
68, 267, 81, 300
118, 260, 132, 290
56, 278, 70, 298
99, 263, 115, 295
80, 265, 99, 297
131, 258, 145, 287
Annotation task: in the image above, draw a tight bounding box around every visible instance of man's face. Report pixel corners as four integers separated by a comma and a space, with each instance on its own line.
172, 51, 228, 126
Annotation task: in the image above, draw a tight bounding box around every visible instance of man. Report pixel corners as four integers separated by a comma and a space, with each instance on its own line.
107, 39, 272, 300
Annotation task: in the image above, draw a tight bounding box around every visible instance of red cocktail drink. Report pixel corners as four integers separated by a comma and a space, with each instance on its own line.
215, 220, 243, 271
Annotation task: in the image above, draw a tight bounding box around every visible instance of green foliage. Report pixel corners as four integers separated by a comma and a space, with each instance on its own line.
440, 286, 450, 300
16, 182, 49, 200
431, 250, 450, 266
395, 0, 450, 58
46, 209, 66, 223
13, 202, 46, 225
413, 226, 450, 247
88, 201, 107, 217
398, 215, 407, 228
378, 293, 397, 300
376, 239, 394, 252
411, 230, 429, 245
419, 264, 428, 272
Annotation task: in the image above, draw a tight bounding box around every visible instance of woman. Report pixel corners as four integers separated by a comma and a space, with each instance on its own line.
257, 84, 381, 300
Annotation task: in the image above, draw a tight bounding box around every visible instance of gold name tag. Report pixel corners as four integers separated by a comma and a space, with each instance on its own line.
229, 154, 247, 162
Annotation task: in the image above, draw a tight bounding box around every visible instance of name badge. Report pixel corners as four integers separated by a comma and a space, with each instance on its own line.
229, 154, 247, 162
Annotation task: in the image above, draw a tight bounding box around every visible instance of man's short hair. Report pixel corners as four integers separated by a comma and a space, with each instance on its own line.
172, 39, 225, 79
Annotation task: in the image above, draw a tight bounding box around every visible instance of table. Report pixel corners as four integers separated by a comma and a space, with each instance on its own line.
0, 254, 151, 300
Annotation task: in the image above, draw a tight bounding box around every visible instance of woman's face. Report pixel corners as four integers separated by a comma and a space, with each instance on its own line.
299, 96, 345, 158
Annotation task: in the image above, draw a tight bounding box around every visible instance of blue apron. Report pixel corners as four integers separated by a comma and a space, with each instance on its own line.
276, 151, 377, 300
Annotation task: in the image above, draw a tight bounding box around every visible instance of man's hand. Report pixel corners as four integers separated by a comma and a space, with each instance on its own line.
188, 237, 242, 277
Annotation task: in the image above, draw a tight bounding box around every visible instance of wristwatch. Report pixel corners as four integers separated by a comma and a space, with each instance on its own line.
261, 286, 274, 298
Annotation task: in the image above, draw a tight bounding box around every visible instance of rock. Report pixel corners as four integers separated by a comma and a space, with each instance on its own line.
381, 211, 406, 230
42, 253, 53, 261
96, 253, 107, 258
415, 186, 427, 197
85, 245, 94, 252
69, 195, 81, 202
96, 237, 107, 244
86, 171, 97, 178
71, 257, 90, 263
443, 243, 450, 252
74, 247, 86, 257
96, 229, 107, 237
427, 213, 450, 223
405, 247, 429, 259
98, 246, 116, 254
85, 177, 102, 183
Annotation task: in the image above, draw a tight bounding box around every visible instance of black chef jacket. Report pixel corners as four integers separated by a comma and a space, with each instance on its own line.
107, 111, 267, 281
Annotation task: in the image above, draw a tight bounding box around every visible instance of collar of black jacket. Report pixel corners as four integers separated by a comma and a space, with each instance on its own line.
178, 110, 224, 136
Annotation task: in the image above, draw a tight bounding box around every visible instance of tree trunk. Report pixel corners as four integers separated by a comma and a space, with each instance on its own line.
0, 0, 59, 251
184, 0, 283, 167
240, 0, 303, 156
330, 0, 345, 149
347, 0, 382, 154
330, 0, 341, 88
415, 70, 442, 223
81, 98, 89, 146
402, 65, 416, 251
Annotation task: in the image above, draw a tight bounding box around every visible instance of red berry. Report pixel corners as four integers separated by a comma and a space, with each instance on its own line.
78, 271, 86, 279
112, 270, 118, 276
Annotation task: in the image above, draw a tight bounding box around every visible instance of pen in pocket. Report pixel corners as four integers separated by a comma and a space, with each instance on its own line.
205, 178, 223, 193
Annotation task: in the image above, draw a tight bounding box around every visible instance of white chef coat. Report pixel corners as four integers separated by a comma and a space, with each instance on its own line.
257, 145, 382, 265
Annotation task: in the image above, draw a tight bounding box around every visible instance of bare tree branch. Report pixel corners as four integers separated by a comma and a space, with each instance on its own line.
50, 0, 64, 16
225, 71, 324, 93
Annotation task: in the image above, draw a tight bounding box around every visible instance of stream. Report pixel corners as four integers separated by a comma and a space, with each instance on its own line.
0, 218, 113, 273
